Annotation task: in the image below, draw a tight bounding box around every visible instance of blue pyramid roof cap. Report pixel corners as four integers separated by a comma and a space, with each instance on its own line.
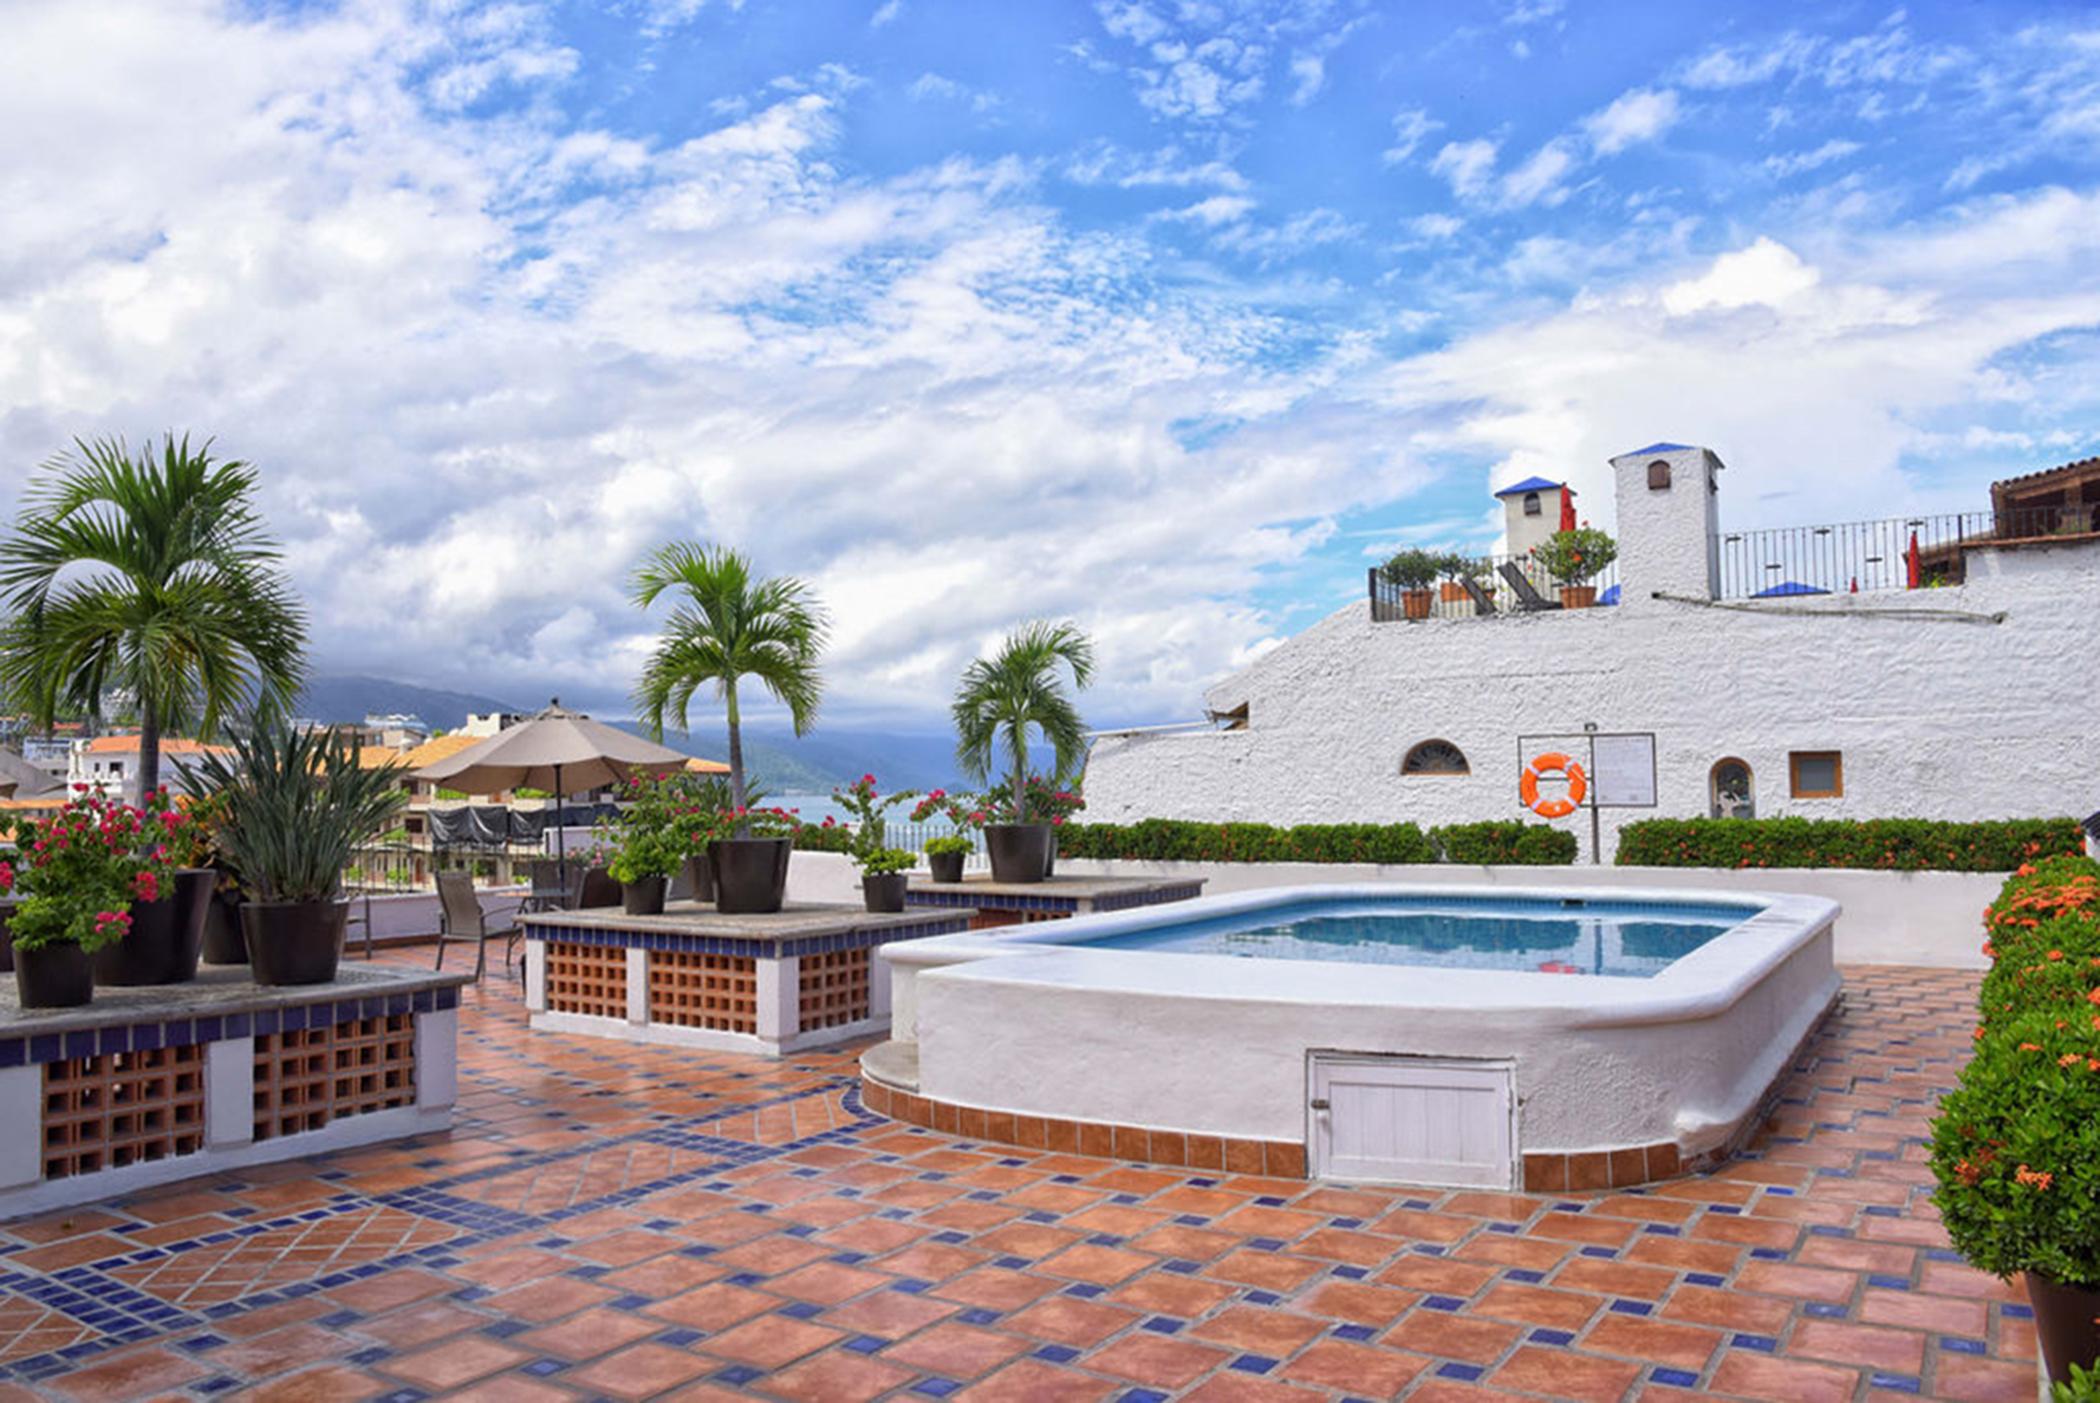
1626, 441, 1693, 456
1493, 475, 1566, 497
1750, 580, 1830, 598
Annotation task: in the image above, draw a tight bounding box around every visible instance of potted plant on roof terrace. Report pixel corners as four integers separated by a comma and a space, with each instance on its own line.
630, 542, 827, 916
951, 621, 1093, 884
91, 786, 216, 988
594, 774, 688, 915
833, 774, 920, 913
193, 718, 407, 985
0, 793, 179, 1008
1532, 526, 1616, 609
1378, 548, 1453, 621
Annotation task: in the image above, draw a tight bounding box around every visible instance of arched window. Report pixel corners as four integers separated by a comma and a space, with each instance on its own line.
1710, 758, 1754, 819
1403, 739, 1470, 776
1647, 460, 1672, 490
1521, 491, 1542, 516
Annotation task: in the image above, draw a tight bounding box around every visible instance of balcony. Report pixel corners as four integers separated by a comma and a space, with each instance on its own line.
1715, 504, 2096, 601
1368, 552, 1621, 622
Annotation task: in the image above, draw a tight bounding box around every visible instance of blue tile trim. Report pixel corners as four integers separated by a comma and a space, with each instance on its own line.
7, 998, 449, 1065
520, 915, 970, 958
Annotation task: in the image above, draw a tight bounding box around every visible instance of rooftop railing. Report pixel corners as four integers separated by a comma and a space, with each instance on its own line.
1714, 504, 2094, 601
1368, 551, 1621, 622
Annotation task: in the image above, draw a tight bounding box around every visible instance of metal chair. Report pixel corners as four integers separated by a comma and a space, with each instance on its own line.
343, 888, 376, 960
1497, 562, 1563, 612
434, 870, 521, 981
521, 860, 576, 915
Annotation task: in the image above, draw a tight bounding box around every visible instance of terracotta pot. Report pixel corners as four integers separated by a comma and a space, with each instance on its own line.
242, 899, 347, 986
1438, 581, 1469, 603
95, 868, 213, 986
985, 824, 1053, 884
1559, 584, 1598, 609
622, 875, 667, 916
201, 887, 247, 964
709, 838, 791, 915
927, 850, 966, 884
16, 942, 93, 1008
2028, 1272, 2100, 1386
1400, 589, 1434, 621
862, 871, 908, 914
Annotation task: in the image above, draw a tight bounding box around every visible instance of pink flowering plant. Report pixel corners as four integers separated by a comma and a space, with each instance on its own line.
910, 788, 992, 832
3, 787, 183, 953
830, 774, 919, 866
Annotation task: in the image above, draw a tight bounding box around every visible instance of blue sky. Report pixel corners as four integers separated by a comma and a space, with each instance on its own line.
2, 0, 2098, 724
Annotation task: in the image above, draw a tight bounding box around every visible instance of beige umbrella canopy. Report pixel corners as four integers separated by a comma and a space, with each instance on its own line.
414, 700, 692, 879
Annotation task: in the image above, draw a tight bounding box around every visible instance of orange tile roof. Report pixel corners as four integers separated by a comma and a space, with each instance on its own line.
81, 735, 233, 756
685, 756, 731, 775
358, 733, 486, 772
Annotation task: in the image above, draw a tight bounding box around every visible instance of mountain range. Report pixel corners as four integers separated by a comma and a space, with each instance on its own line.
295, 674, 965, 793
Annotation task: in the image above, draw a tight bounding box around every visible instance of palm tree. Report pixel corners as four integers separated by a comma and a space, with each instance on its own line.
629, 543, 827, 815
952, 621, 1094, 822
0, 435, 307, 798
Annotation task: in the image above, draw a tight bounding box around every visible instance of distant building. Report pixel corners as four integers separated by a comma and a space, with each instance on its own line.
68, 735, 235, 802
462, 711, 526, 737
1086, 442, 2100, 861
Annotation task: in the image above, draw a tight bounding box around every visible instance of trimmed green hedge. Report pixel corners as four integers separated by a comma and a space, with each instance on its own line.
1613, 816, 2086, 872
1054, 818, 1577, 866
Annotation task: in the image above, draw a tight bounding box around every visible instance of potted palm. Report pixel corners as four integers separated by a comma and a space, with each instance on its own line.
1533, 526, 1617, 609
3, 793, 174, 1008
630, 543, 826, 916
193, 721, 406, 986
0, 433, 306, 808
953, 622, 1093, 884
1379, 549, 1448, 621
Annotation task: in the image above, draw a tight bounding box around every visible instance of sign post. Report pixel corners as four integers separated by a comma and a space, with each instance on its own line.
1516, 729, 1658, 864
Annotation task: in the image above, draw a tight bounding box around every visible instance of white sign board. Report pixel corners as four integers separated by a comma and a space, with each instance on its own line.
1589, 733, 1658, 808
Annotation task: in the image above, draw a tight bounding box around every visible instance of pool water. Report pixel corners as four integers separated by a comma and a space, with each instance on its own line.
1080, 897, 1750, 979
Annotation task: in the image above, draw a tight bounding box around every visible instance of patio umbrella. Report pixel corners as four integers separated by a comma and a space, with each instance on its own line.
414, 699, 690, 884
1558, 485, 1577, 533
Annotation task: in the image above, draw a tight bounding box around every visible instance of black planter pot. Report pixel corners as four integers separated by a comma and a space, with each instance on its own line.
2029, 1273, 2100, 1386
242, 899, 347, 987
201, 888, 248, 964
710, 838, 791, 915
94, 868, 213, 986
578, 866, 622, 909
862, 871, 909, 914
623, 875, 668, 916
927, 850, 966, 885
984, 824, 1054, 884
1043, 840, 1057, 878
16, 942, 93, 1008
667, 854, 714, 904
0, 898, 15, 974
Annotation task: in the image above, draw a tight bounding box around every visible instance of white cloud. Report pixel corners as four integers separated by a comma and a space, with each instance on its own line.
907, 72, 999, 111
870, 0, 902, 27
1153, 195, 1258, 226
1430, 138, 1499, 199
1287, 53, 1325, 106
1661, 237, 1821, 314
1763, 138, 1862, 178
1583, 87, 1681, 155
1499, 138, 1578, 207
1680, 34, 1819, 89
1382, 108, 1440, 165
1063, 142, 1247, 191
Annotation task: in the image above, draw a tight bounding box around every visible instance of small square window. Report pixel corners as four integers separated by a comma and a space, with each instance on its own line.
1789, 751, 1843, 799
1647, 460, 1671, 490
1522, 492, 1541, 516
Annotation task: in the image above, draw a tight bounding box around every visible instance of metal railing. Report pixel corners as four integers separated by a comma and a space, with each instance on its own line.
1715, 505, 2092, 600
1368, 551, 1622, 622
344, 843, 541, 892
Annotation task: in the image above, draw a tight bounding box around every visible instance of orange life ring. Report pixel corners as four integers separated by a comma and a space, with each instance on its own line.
1520, 752, 1587, 819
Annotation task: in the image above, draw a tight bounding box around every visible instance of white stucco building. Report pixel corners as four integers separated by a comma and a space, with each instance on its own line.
67, 735, 235, 802
1085, 444, 2100, 861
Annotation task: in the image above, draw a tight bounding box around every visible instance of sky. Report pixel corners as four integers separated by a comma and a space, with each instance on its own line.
3, 0, 2099, 730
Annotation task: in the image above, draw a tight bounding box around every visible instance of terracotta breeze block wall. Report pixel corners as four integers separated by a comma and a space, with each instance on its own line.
43, 1046, 207, 1179
254, 1013, 416, 1142
796, 948, 870, 1032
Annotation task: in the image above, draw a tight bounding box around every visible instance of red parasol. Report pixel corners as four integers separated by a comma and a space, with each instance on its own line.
1558, 485, 1577, 533
1905, 531, 1922, 589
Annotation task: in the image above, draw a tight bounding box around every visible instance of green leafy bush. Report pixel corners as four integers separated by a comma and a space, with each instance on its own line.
1614, 817, 2085, 872
1433, 821, 1579, 866
858, 847, 916, 876
923, 835, 974, 857
1930, 856, 2100, 1291
1054, 818, 1574, 866
1531, 526, 1616, 584
2054, 1362, 2100, 1403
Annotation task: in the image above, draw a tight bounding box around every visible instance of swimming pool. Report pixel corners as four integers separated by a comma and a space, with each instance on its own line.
865, 883, 1839, 1191
1085, 896, 1746, 978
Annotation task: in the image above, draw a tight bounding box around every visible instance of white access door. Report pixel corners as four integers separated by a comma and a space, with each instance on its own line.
1309, 1055, 1516, 1188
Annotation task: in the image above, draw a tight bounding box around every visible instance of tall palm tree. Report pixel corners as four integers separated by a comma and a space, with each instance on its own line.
952, 621, 1094, 822
0, 435, 307, 798
630, 543, 827, 815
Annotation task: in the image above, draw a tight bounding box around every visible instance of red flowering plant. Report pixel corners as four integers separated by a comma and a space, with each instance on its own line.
3, 787, 184, 953
910, 788, 993, 832
1930, 856, 2100, 1288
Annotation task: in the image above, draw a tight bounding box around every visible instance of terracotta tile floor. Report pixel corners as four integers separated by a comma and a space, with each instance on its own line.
0, 961, 2038, 1401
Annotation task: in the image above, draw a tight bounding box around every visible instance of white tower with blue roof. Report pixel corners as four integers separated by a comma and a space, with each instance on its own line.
1495, 475, 1570, 557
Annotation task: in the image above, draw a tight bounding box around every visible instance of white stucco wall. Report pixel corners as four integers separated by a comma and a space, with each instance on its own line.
1086, 537, 2100, 862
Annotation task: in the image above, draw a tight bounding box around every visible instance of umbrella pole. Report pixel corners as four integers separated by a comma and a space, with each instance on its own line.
555, 762, 567, 893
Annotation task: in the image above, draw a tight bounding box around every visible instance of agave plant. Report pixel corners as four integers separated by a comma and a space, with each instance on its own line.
191, 719, 406, 905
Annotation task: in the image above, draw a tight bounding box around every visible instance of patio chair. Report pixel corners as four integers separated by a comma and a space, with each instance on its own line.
522, 859, 578, 915
1458, 573, 1498, 617
435, 870, 521, 981
1496, 562, 1562, 612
